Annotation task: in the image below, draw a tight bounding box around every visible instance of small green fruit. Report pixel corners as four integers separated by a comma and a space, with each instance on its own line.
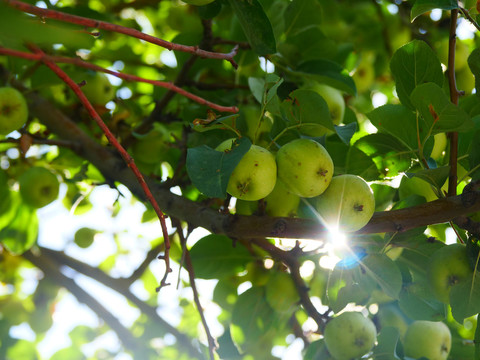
352, 52, 376, 94
131, 129, 169, 165
19, 167, 60, 208
404, 320, 451, 360
431, 133, 447, 160
276, 139, 334, 198
0, 87, 28, 135
81, 72, 115, 105
427, 243, 473, 303
74, 227, 97, 248
324, 311, 377, 360
264, 179, 300, 217
315, 174, 375, 232
218, 140, 277, 201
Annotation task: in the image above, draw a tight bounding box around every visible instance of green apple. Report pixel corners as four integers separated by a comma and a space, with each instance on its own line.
324, 311, 377, 360
404, 320, 451, 360
276, 139, 334, 198
131, 129, 169, 165
431, 133, 447, 160
19, 167, 60, 208
218, 140, 277, 201
352, 52, 376, 94
315, 174, 375, 232
437, 38, 470, 71
265, 271, 300, 314
74, 227, 97, 248
264, 179, 300, 217
181, 0, 215, 5
0, 87, 28, 135
81, 72, 115, 105
302, 83, 345, 137
427, 243, 473, 303
377, 304, 408, 338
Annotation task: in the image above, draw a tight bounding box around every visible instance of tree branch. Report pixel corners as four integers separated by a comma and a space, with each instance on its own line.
3, 0, 239, 68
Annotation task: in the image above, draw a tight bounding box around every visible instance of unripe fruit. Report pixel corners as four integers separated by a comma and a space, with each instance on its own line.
315, 174, 375, 232
404, 320, 451, 360
264, 179, 300, 217
218, 140, 277, 201
19, 167, 60, 208
81, 72, 115, 106
0, 87, 28, 135
276, 139, 334, 198
74, 227, 97, 248
324, 311, 377, 360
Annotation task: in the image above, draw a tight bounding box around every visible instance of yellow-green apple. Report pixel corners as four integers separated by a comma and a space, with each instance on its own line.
276, 138, 334, 198
352, 52, 376, 94
81, 72, 115, 105
264, 179, 300, 217
404, 320, 451, 360
19, 167, 60, 208
324, 311, 377, 360
0, 87, 28, 135
303, 83, 345, 136
431, 133, 447, 160
131, 129, 169, 165
315, 174, 375, 232
74, 227, 97, 248
217, 139, 277, 201
427, 243, 473, 303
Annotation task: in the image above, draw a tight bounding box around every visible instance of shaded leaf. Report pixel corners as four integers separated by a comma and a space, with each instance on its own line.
411, 0, 458, 21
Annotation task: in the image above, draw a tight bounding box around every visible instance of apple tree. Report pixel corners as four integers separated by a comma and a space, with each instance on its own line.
1, 0, 480, 359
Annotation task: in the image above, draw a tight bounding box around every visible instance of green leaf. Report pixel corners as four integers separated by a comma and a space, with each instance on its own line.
411, 0, 459, 21
284, 0, 323, 37
331, 283, 369, 313
189, 234, 252, 279
467, 48, 480, 94
296, 59, 357, 95
390, 40, 444, 110
186, 137, 251, 198
399, 284, 446, 321
335, 122, 357, 145
450, 274, 480, 323
282, 89, 332, 130
227, 0, 276, 55
367, 104, 422, 152
410, 82, 474, 133
0, 204, 38, 254
372, 326, 401, 360
406, 166, 450, 189
361, 254, 403, 299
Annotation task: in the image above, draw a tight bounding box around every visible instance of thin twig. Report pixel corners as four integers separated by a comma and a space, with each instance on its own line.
174, 219, 217, 359
0, 46, 238, 114
459, 7, 480, 32
4, 0, 239, 68
26, 44, 173, 290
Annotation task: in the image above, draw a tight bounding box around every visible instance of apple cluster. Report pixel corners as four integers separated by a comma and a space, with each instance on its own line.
224, 136, 375, 233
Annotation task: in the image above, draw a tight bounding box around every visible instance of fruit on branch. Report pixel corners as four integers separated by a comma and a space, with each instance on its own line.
324, 311, 377, 360
404, 320, 451, 360
265, 271, 300, 314
264, 179, 300, 217
0, 87, 29, 135
74, 227, 97, 248
431, 132, 447, 160
427, 243, 473, 304
19, 167, 60, 209
315, 174, 375, 232
80, 72, 115, 106
276, 139, 334, 198
437, 38, 470, 71
352, 52, 376, 94
181, 0, 215, 5
302, 83, 345, 136
218, 140, 277, 201
131, 128, 170, 165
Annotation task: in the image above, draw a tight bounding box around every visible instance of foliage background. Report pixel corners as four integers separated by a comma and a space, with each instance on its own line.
1, 0, 480, 359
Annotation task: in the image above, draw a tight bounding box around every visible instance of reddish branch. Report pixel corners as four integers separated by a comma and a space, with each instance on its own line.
4, 0, 239, 68
26, 45, 173, 289
0, 46, 238, 114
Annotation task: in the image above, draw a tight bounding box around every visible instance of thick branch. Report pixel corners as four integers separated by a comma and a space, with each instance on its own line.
3, 0, 238, 68
23, 89, 480, 240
